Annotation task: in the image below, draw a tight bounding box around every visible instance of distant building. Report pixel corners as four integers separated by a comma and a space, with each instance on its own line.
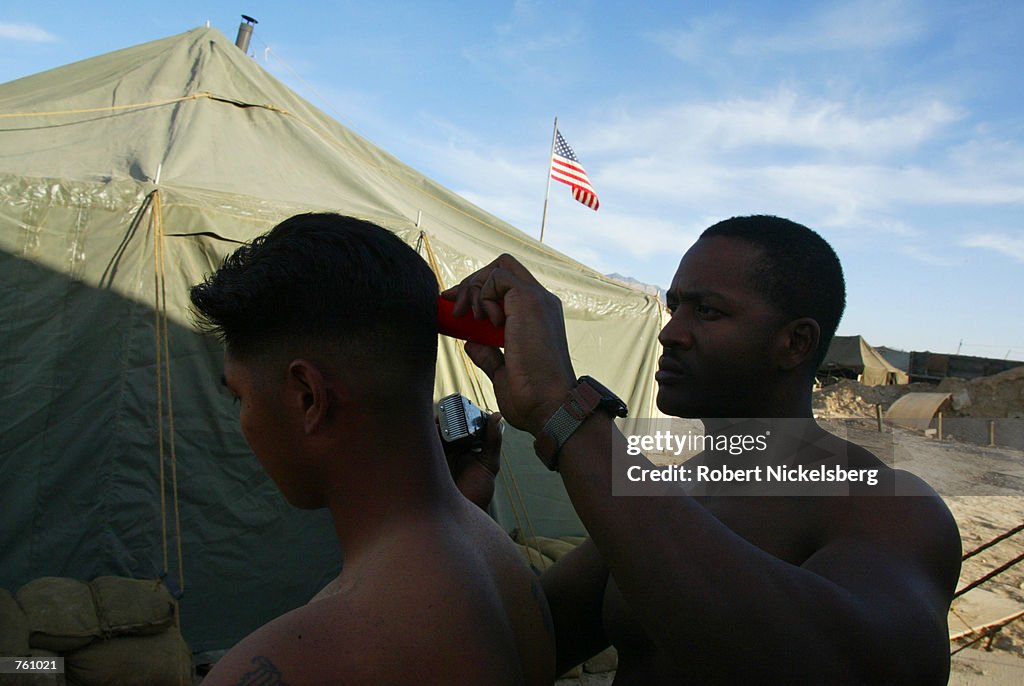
907, 351, 1024, 382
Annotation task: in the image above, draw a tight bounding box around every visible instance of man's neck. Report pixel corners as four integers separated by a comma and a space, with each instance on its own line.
321, 409, 460, 563
701, 376, 815, 432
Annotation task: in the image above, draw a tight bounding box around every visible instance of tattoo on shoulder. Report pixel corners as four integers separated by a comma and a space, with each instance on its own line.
233, 655, 289, 686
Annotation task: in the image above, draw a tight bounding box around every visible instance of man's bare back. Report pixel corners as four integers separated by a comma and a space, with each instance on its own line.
209, 496, 554, 685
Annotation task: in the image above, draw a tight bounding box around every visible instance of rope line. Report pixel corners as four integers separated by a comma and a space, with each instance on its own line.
150, 190, 185, 613
0, 92, 213, 119
153, 191, 185, 595
950, 610, 1024, 655
962, 522, 1024, 561
955, 550, 1024, 598
151, 191, 169, 577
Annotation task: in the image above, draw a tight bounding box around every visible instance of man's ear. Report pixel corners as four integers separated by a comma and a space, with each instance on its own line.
776, 317, 820, 372
287, 359, 332, 435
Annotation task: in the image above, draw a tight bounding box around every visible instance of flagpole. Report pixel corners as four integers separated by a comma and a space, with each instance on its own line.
539, 116, 558, 243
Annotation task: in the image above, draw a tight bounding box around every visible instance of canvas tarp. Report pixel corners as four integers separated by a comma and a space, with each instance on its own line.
818, 335, 909, 386
0, 28, 665, 654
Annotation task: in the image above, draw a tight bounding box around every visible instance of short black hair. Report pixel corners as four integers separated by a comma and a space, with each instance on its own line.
189, 213, 439, 377
700, 215, 845, 368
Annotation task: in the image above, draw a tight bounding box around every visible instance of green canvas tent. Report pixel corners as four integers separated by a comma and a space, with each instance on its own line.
818, 335, 909, 386
0, 28, 664, 655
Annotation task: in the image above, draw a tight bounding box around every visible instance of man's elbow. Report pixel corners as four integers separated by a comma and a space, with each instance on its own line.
851, 622, 950, 685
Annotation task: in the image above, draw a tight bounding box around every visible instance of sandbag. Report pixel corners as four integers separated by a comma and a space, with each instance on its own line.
89, 577, 174, 638
516, 534, 577, 562
16, 578, 100, 652
584, 645, 619, 673
65, 630, 192, 686
513, 543, 554, 573
559, 535, 588, 547
0, 588, 30, 656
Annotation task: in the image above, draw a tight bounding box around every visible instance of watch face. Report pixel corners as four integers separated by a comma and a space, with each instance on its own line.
580, 376, 628, 417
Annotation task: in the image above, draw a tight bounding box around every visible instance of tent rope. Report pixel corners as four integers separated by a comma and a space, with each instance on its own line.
505, 452, 549, 571
950, 610, 1024, 655
495, 450, 532, 563
954, 520, 1024, 599
151, 192, 169, 578
0, 92, 215, 119
954, 550, 1024, 599
151, 190, 185, 598
0, 91, 291, 120
962, 522, 1024, 561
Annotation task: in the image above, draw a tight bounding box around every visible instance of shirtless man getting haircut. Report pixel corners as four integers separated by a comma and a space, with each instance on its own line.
190, 212, 554, 685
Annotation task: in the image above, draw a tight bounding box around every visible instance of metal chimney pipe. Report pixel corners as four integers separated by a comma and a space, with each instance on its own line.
235, 15, 258, 53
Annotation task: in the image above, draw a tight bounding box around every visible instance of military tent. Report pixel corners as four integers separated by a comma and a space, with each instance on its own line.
0, 28, 664, 655
818, 335, 909, 386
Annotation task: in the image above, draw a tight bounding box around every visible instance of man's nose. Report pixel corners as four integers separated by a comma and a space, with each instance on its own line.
658, 310, 694, 350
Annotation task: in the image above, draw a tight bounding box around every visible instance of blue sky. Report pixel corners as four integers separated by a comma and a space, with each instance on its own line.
2, 1, 1022, 358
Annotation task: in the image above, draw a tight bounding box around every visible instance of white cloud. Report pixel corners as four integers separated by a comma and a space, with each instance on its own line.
961, 233, 1024, 262
734, 0, 925, 54
895, 244, 960, 266
651, 1, 924, 62
461, 2, 582, 84
380, 87, 1019, 286
648, 14, 735, 64
0, 22, 58, 43
587, 90, 961, 158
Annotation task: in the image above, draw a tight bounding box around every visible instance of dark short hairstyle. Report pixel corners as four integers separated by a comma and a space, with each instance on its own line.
189, 213, 439, 376
700, 215, 846, 368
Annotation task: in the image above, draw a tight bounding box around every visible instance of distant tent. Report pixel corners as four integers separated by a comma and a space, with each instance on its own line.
876, 346, 910, 374
0, 28, 664, 655
818, 335, 909, 386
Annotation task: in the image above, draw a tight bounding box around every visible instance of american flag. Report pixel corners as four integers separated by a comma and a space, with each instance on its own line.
551, 129, 599, 211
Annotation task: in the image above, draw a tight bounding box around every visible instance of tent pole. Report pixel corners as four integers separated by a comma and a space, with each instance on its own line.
540, 116, 557, 243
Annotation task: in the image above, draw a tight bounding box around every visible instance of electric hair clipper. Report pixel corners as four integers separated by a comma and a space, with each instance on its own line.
437, 393, 487, 449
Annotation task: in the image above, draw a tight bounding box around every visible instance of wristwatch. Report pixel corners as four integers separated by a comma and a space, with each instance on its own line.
534, 376, 628, 471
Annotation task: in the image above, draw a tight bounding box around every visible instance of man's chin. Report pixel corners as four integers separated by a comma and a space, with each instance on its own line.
656, 389, 701, 419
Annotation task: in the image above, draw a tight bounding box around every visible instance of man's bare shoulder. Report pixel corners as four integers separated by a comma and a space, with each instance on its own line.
808, 436, 961, 569
201, 582, 503, 686
792, 443, 961, 661
199, 597, 359, 686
